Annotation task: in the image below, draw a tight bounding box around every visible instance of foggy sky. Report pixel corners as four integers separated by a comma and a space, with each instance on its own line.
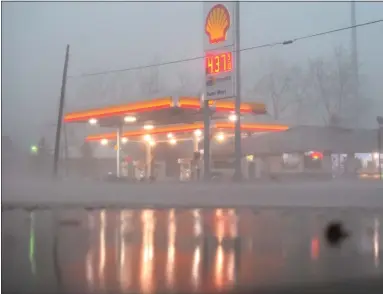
2, 1, 383, 150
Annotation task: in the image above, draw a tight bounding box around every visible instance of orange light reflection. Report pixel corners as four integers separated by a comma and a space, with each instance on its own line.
99, 210, 106, 290
214, 245, 225, 289
191, 246, 201, 289
166, 210, 176, 288
119, 210, 132, 292
140, 210, 155, 294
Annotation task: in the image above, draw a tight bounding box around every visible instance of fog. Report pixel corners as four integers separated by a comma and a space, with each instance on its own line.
3, 177, 383, 208
2, 2, 383, 207
2, 1, 383, 149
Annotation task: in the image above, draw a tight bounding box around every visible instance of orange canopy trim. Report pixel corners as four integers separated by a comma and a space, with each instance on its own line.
85, 122, 288, 142
178, 97, 266, 114
64, 97, 174, 123
86, 123, 204, 142
215, 122, 289, 132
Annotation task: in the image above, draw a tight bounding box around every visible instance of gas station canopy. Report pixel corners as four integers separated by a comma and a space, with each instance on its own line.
64, 96, 267, 127
85, 122, 289, 143
63, 95, 289, 180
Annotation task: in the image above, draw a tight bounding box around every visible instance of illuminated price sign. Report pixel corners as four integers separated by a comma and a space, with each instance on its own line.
205, 52, 232, 75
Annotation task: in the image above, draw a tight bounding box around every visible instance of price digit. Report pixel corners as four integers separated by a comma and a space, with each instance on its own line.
227, 53, 232, 71
221, 53, 227, 72
206, 56, 213, 74
214, 55, 220, 73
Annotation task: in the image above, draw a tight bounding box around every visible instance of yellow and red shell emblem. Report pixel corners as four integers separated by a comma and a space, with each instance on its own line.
205, 4, 231, 44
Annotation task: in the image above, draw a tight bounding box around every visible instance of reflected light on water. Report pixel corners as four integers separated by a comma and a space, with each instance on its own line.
230, 211, 238, 238
191, 246, 201, 289
140, 210, 155, 294
86, 250, 94, 291
310, 237, 320, 261
374, 218, 380, 268
29, 212, 36, 276
214, 245, 225, 289
227, 250, 235, 284
193, 209, 202, 237
216, 214, 225, 244
99, 210, 106, 290
86, 213, 95, 291
166, 211, 176, 288
119, 211, 132, 292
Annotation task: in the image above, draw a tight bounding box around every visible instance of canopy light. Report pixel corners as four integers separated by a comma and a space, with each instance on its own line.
100, 139, 108, 146
143, 134, 152, 142
124, 115, 137, 123
194, 129, 202, 137
88, 118, 98, 125
215, 132, 225, 142
169, 138, 177, 145
143, 124, 154, 130
228, 114, 237, 122
167, 133, 174, 139
121, 137, 129, 144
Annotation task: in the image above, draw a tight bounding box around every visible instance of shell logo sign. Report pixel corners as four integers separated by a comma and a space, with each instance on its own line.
205, 4, 231, 44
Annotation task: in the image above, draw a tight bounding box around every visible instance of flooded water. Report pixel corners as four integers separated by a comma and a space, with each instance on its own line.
2, 207, 383, 293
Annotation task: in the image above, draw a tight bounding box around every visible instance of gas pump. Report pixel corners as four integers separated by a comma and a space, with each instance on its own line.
178, 158, 192, 182
133, 160, 146, 181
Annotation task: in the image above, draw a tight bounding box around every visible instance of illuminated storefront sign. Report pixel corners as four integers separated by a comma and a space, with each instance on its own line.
205, 4, 230, 44
203, 2, 235, 100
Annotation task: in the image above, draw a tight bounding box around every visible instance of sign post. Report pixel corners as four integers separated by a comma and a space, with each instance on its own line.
204, 2, 235, 101
233, 1, 242, 181
203, 2, 241, 180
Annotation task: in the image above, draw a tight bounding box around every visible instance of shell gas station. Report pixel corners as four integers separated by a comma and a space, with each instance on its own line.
64, 96, 288, 181
62, 3, 291, 182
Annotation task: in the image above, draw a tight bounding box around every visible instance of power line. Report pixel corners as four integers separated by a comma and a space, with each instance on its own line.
70, 19, 383, 79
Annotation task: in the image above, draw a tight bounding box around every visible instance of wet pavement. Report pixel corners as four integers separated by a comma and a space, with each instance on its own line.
2, 207, 383, 293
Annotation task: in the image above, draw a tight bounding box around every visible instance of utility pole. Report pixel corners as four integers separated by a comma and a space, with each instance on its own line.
63, 122, 69, 176
351, 1, 359, 100
233, 1, 242, 181
377, 116, 383, 180
53, 44, 70, 178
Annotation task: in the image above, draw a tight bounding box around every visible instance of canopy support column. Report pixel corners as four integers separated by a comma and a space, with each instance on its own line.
146, 142, 152, 179
116, 126, 122, 178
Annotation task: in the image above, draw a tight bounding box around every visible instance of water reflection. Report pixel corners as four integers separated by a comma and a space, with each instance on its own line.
193, 209, 202, 237
29, 212, 36, 276
99, 210, 106, 291
214, 245, 225, 289
374, 217, 380, 268
140, 210, 155, 294
85, 250, 94, 292
2, 208, 383, 294
310, 237, 320, 261
166, 209, 176, 288
191, 246, 201, 289
119, 210, 133, 292
228, 250, 236, 286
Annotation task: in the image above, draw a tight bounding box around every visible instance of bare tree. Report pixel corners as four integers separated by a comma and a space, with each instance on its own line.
138, 56, 161, 97
287, 66, 313, 125
251, 59, 302, 122
175, 69, 202, 97
307, 46, 363, 127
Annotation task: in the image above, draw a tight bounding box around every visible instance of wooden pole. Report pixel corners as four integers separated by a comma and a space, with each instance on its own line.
53, 44, 70, 178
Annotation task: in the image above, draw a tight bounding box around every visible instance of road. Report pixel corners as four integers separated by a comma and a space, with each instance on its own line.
2, 178, 383, 209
